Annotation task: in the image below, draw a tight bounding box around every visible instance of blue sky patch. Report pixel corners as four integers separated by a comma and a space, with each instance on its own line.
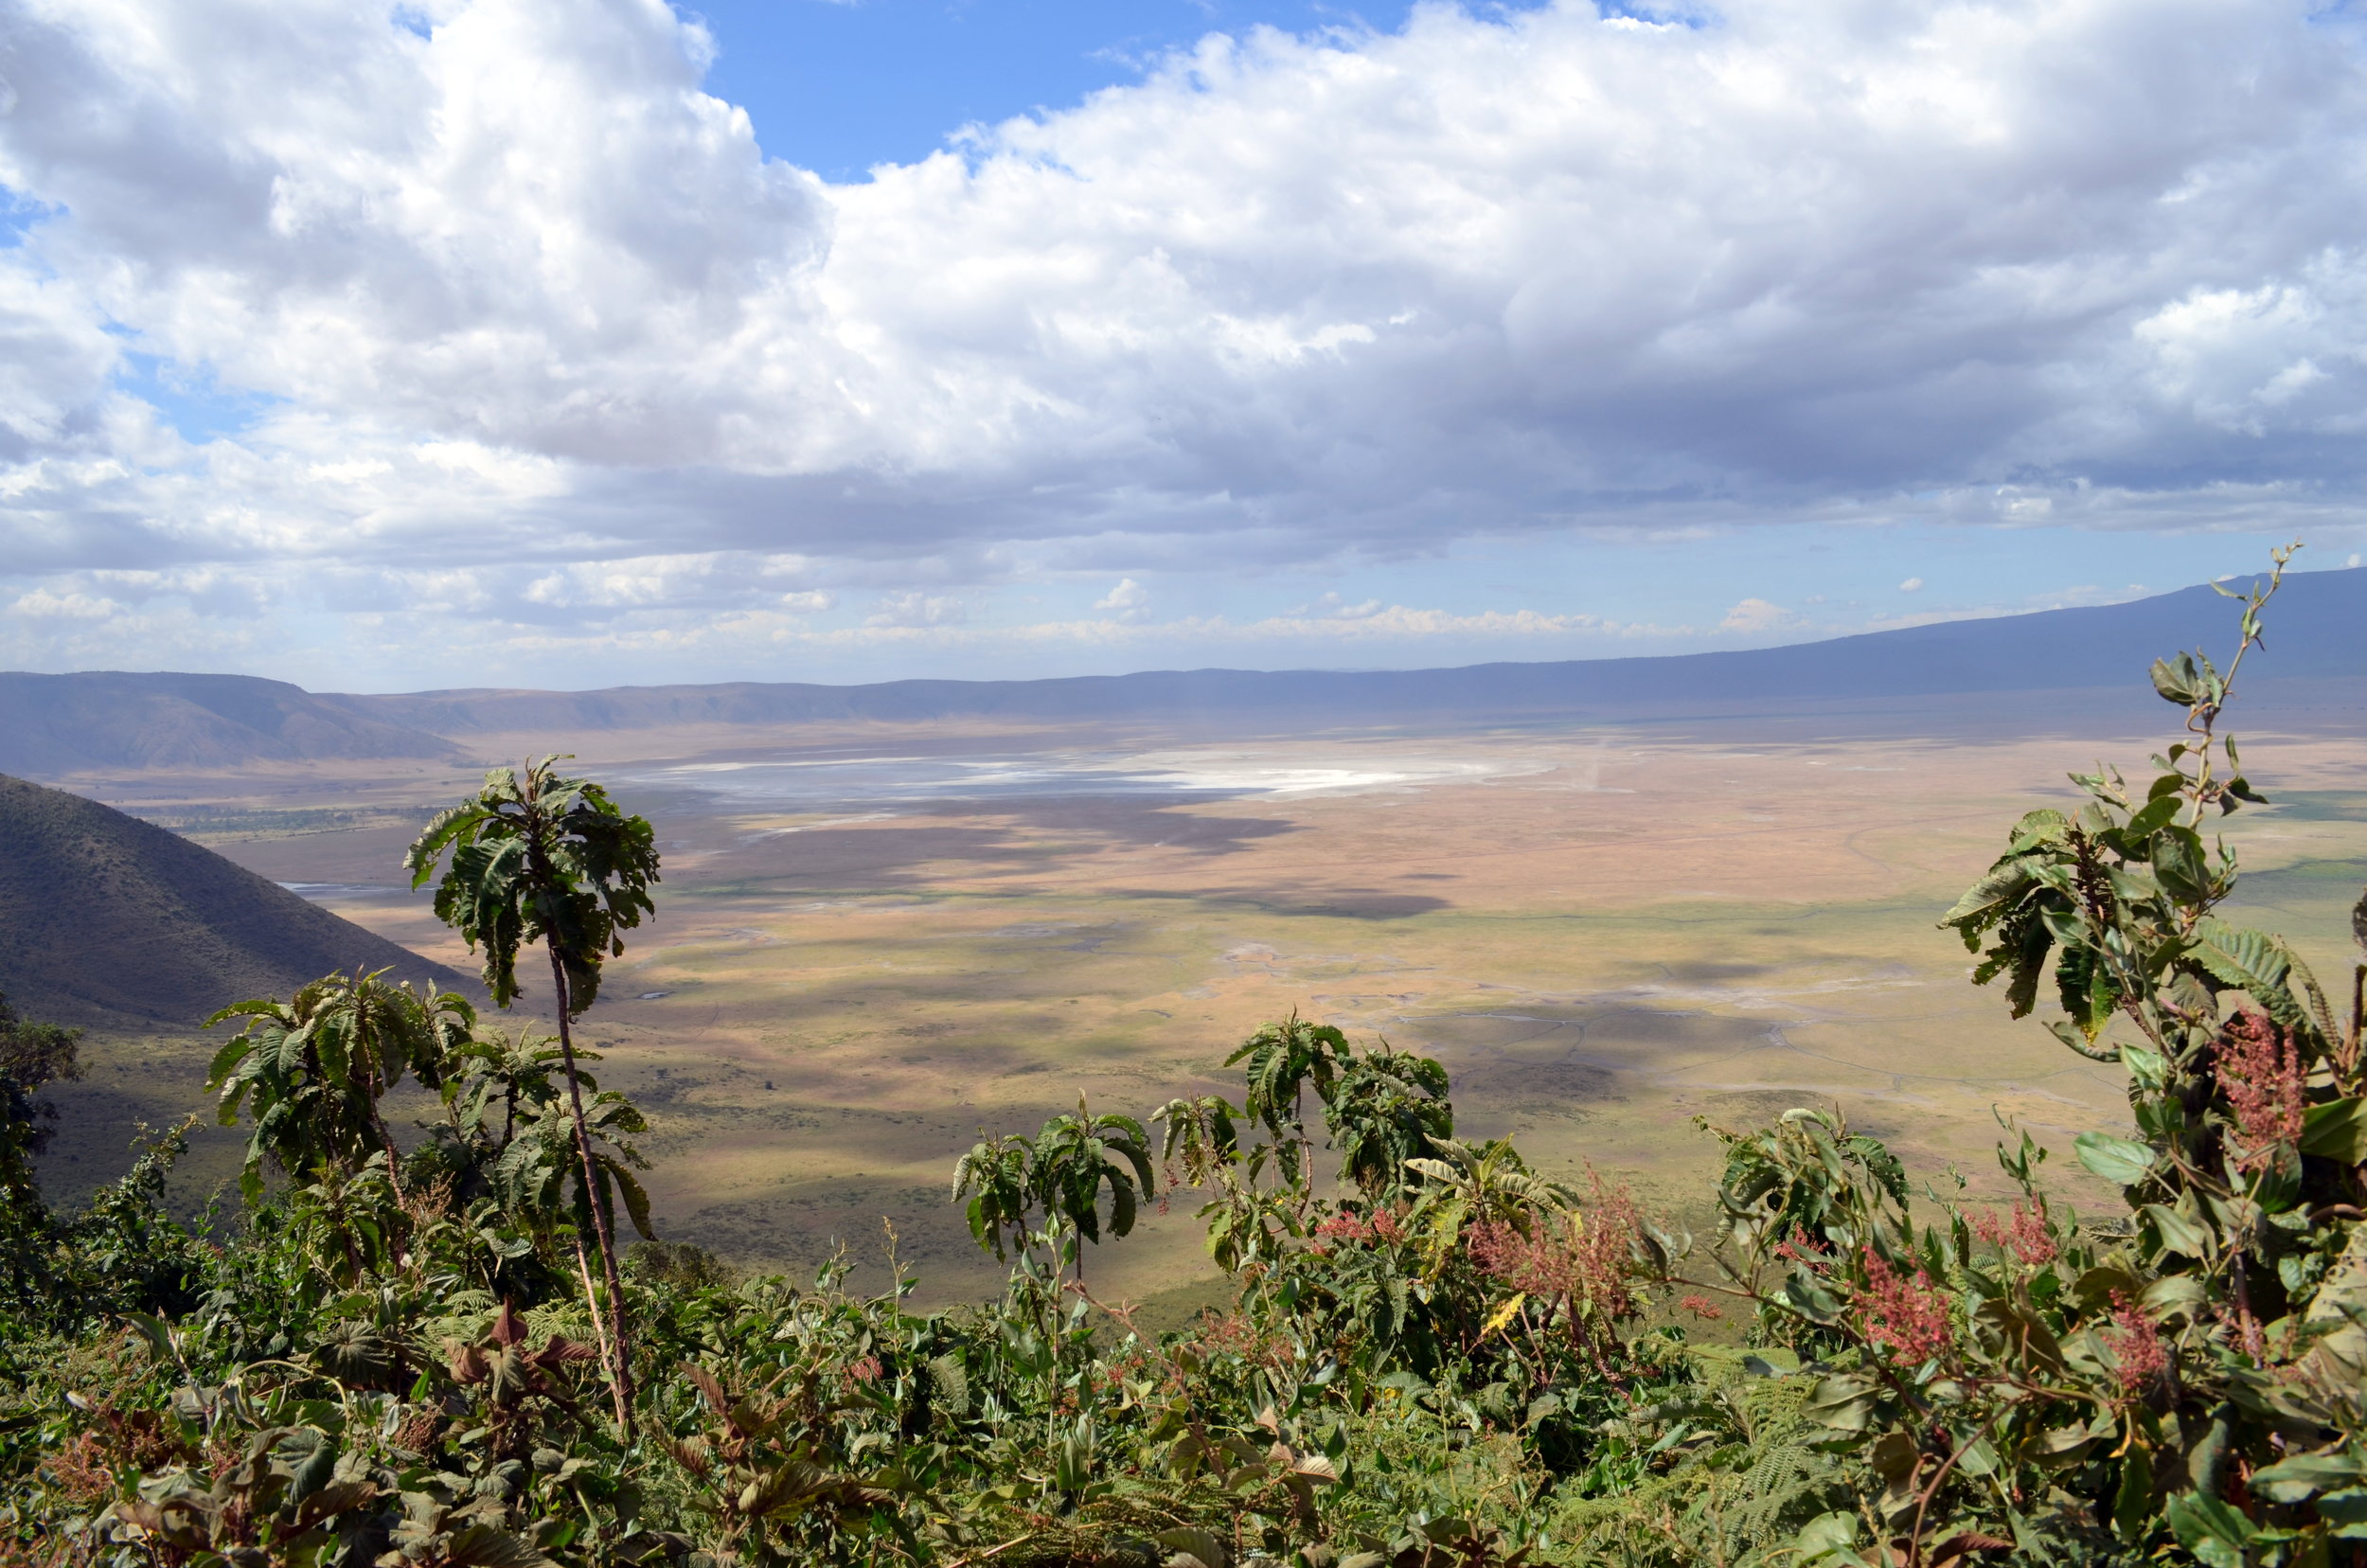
0, 185, 61, 248
683, 0, 1534, 182
111, 348, 285, 446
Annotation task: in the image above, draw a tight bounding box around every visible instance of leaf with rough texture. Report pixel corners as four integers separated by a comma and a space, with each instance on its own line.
1481, 1292, 1527, 1337
438, 1523, 555, 1568
2113, 1445, 2154, 1541
926, 1353, 970, 1418
603, 1156, 656, 1240
1944, 861, 2037, 932
2055, 942, 2116, 1042
2192, 918, 2305, 1028
1994, 909, 2052, 1019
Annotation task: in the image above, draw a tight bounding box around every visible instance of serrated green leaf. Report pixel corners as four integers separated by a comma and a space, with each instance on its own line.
2192, 918, 2305, 1027
1944, 862, 2038, 929
2056, 941, 2117, 1042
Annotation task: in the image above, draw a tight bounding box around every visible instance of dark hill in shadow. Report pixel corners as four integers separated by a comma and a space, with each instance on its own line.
0, 774, 467, 1027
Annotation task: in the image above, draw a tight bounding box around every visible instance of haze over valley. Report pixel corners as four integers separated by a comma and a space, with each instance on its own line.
25, 572, 2367, 1311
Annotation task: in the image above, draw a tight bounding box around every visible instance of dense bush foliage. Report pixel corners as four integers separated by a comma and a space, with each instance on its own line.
4, 551, 2364, 1567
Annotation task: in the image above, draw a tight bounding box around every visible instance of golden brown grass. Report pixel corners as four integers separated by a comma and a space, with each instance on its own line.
37, 715, 2367, 1310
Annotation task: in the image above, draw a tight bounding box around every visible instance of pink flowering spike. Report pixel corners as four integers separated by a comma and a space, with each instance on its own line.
1855, 1249, 1953, 1366
2216, 1010, 2305, 1174
1978, 1202, 2058, 1265
2103, 1294, 2168, 1392
2010, 1203, 2057, 1265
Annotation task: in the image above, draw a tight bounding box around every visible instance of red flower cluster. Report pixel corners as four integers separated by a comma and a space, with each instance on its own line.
1972, 1201, 2057, 1266
1677, 1293, 1724, 1322
1854, 1250, 1953, 1366
1192, 1308, 1294, 1373
1465, 1179, 1645, 1324
1311, 1206, 1406, 1254
845, 1354, 884, 1385
2216, 1010, 2306, 1174
1466, 1218, 1562, 1294
2104, 1294, 2167, 1393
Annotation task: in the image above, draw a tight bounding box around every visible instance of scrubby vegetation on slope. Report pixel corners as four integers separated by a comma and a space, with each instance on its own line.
3, 550, 2365, 1568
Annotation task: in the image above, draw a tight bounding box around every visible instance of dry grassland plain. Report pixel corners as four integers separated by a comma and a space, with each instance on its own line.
41, 702, 2367, 1320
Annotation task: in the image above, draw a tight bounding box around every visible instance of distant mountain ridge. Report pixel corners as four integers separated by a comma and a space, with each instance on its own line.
3, 569, 2358, 772
0, 670, 457, 774
329, 566, 2366, 734
0, 774, 465, 1027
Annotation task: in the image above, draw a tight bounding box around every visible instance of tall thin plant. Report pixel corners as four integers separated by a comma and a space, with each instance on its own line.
406, 756, 660, 1428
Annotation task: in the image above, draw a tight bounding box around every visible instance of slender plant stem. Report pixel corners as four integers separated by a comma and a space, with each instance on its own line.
366, 1078, 408, 1211
1906, 1405, 2006, 1568
2347, 962, 2364, 1077
548, 946, 635, 1430
569, 1223, 622, 1416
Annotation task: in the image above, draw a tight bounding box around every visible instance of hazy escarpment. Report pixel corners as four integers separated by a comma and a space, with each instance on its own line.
4, 570, 2360, 775
0, 670, 460, 775
332, 566, 2367, 735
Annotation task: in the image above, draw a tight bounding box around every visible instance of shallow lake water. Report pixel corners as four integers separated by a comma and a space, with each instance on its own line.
624, 747, 1547, 811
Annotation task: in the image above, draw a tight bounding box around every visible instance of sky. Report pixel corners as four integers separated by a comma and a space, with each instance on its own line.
2, 0, 2365, 693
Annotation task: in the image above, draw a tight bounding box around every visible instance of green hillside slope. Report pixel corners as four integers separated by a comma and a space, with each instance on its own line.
0, 774, 465, 1026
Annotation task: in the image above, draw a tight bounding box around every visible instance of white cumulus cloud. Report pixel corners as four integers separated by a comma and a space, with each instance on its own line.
864, 591, 967, 628
1094, 577, 1150, 621
1719, 597, 1798, 634
2, 0, 2366, 681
